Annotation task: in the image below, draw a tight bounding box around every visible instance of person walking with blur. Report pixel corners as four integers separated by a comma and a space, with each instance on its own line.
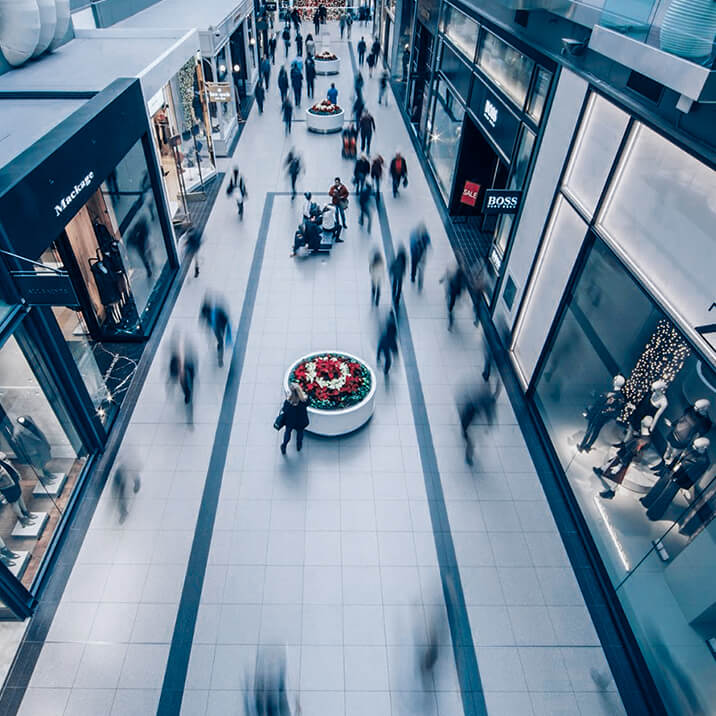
440, 265, 466, 330
269, 32, 277, 63
200, 295, 232, 367
458, 383, 498, 465
410, 222, 431, 290
182, 226, 203, 277
366, 50, 376, 77
376, 311, 398, 375
359, 109, 375, 154
339, 11, 346, 38
168, 336, 198, 425
278, 65, 289, 102
358, 180, 373, 233
369, 249, 383, 306
378, 69, 389, 105
371, 37, 381, 60
295, 29, 303, 56
357, 36, 367, 65
390, 246, 407, 308
286, 150, 302, 200
390, 150, 407, 197
290, 63, 303, 106
254, 80, 265, 113
279, 383, 310, 454
354, 154, 370, 195
305, 33, 315, 57
282, 25, 291, 57
371, 154, 384, 200
261, 55, 271, 90
346, 10, 353, 38
282, 97, 293, 134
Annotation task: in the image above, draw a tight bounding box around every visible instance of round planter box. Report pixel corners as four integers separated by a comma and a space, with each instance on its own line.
306, 108, 344, 134
314, 56, 340, 75
284, 351, 376, 436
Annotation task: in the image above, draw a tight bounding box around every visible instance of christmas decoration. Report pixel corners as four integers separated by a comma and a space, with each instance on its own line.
177, 59, 197, 132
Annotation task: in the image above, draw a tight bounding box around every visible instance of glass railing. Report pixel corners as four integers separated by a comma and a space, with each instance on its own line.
575, 0, 716, 67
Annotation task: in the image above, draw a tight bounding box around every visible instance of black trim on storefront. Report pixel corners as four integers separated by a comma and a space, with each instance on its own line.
389, 75, 664, 716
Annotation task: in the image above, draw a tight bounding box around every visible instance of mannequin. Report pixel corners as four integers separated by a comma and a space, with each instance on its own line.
641, 437, 710, 521
593, 416, 653, 499
629, 380, 668, 435
662, 399, 712, 465
0, 536, 19, 568
578, 374, 626, 452
0, 452, 34, 527
15, 416, 55, 484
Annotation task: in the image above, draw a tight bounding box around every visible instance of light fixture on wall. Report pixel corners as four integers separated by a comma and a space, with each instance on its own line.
219, 63, 227, 73
233, 64, 240, 72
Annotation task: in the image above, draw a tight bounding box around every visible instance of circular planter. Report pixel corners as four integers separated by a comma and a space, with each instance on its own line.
306, 107, 344, 134
284, 351, 376, 436
314, 56, 340, 75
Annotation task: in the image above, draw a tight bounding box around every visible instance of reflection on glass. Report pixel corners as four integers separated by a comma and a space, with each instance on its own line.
509, 127, 535, 191
526, 67, 551, 123
562, 93, 629, 219
441, 3, 478, 60
439, 43, 471, 100
209, 46, 238, 139
0, 335, 86, 589
477, 30, 534, 109
426, 81, 464, 199
533, 238, 716, 715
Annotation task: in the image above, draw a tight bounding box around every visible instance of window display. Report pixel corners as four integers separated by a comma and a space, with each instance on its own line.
477, 30, 534, 109
440, 2, 478, 60
208, 45, 238, 143
533, 238, 716, 714
0, 334, 87, 588
426, 80, 464, 199
526, 66, 551, 124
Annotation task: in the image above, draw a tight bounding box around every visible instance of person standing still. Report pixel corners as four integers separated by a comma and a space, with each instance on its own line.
305, 55, 316, 98
329, 177, 349, 228
282, 97, 293, 134
295, 30, 303, 56
313, 9, 321, 36
269, 33, 277, 63
359, 110, 375, 154
357, 36, 366, 65
261, 55, 271, 90
254, 80, 265, 113
290, 65, 303, 106
371, 155, 384, 200
280, 383, 310, 454
346, 11, 353, 38
390, 246, 407, 308
327, 83, 338, 105
339, 12, 346, 38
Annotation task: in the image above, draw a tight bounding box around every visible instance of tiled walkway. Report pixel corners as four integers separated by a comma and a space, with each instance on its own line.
13, 24, 625, 716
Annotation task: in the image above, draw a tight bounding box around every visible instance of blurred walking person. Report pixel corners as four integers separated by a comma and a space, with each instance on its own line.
376, 311, 398, 375
200, 294, 232, 367
354, 154, 370, 195
358, 180, 373, 233
440, 265, 466, 330
290, 64, 303, 106
111, 460, 141, 525
357, 36, 367, 65
409, 222, 431, 290
389, 245, 407, 308
359, 109, 375, 154
278, 65, 289, 102
282, 26, 291, 57
305, 54, 316, 98
389, 150, 407, 197
282, 97, 293, 134
369, 249, 383, 306
168, 336, 198, 426
378, 69, 389, 105
295, 29, 303, 56
255, 80, 265, 113
261, 55, 271, 90
458, 383, 498, 465
279, 383, 310, 454
182, 226, 203, 277
371, 154, 384, 200
269, 33, 277, 63
286, 150, 303, 200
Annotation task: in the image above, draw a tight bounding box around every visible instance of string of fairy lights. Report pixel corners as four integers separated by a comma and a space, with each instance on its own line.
620, 319, 691, 423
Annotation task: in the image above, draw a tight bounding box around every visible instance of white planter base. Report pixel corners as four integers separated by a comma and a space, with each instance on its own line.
314, 57, 340, 75
306, 108, 344, 134
284, 352, 376, 436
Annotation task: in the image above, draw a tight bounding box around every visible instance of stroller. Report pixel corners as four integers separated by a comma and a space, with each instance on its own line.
341, 124, 357, 159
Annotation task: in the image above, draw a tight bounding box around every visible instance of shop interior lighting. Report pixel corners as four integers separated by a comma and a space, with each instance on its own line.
593, 494, 630, 572
219, 64, 226, 73
233, 64, 240, 72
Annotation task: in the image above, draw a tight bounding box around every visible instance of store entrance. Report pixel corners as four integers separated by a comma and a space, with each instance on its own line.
150, 99, 188, 222
230, 23, 248, 115
450, 115, 508, 220
407, 21, 433, 133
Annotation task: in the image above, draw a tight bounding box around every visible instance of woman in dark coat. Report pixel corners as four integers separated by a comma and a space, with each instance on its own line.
280, 383, 310, 453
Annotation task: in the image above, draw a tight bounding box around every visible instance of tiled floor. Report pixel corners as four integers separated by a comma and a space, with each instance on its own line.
13, 24, 625, 716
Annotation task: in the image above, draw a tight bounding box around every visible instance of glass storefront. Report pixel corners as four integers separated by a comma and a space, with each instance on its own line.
426, 79, 464, 199
0, 332, 87, 589
206, 44, 238, 150
440, 2, 478, 61
523, 90, 716, 714
477, 30, 534, 110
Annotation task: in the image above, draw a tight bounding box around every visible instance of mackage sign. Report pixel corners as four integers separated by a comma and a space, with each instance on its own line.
53, 171, 95, 217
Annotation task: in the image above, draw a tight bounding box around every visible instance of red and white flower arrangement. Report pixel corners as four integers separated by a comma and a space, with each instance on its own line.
308, 99, 342, 115
314, 50, 338, 61
290, 353, 372, 410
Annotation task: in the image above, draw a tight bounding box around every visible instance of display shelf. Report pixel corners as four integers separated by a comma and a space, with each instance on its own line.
11, 512, 48, 538
33, 472, 67, 497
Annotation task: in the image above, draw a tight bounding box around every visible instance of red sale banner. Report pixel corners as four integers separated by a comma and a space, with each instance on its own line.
460, 181, 480, 207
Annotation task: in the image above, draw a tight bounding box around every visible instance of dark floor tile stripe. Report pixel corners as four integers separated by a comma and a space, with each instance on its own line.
377, 202, 487, 716
157, 192, 275, 714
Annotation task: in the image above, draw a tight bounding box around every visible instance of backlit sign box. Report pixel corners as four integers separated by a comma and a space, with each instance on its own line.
482, 189, 522, 215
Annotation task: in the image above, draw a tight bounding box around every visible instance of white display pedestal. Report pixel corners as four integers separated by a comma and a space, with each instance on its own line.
306, 108, 344, 134
11, 512, 48, 538
7, 551, 30, 580
284, 352, 376, 436
33, 473, 67, 497
314, 57, 340, 75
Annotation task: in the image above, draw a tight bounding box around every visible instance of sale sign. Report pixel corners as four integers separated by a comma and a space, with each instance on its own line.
460, 181, 480, 207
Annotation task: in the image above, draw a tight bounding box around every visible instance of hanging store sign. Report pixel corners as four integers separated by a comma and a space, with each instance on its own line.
469, 77, 520, 161
205, 82, 232, 102
14, 273, 78, 307
460, 181, 480, 207
482, 189, 522, 214
53, 171, 95, 218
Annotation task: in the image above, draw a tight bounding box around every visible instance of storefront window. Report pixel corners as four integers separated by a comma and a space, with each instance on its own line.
439, 43, 471, 101
426, 80, 464, 199
533, 237, 716, 714
58, 138, 171, 340
509, 126, 535, 191
526, 66, 551, 124
0, 334, 87, 589
440, 2, 478, 60
477, 30, 534, 110
209, 45, 238, 142
562, 93, 629, 219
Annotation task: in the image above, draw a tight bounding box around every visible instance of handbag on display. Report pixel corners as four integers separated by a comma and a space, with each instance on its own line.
273, 408, 286, 430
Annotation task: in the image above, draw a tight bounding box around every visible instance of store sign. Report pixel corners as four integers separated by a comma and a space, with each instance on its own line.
460, 181, 480, 207
14, 273, 78, 307
205, 82, 232, 103
482, 189, 522, 215
53, 171, 95, 217
483, 99, 498, 128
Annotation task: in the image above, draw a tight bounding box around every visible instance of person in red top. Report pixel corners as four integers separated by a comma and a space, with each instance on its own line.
389, 151, 407, 197
329, 177, 349, 228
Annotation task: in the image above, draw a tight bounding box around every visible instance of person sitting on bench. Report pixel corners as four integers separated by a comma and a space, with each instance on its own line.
291, 218, 322, 257
321, 204, 343, 242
